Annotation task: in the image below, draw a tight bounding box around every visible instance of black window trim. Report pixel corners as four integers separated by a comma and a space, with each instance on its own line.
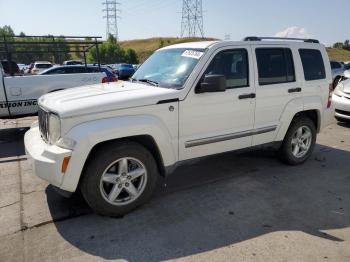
298, 48, 326, 81
201, 48, 250, 90
256, 47, 296, 86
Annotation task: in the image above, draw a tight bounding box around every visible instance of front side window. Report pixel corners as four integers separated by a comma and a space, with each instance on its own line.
203, 49, 249, 89
299, 49, 326, 81
256, 48, 295, 85
132, 48, 205, 88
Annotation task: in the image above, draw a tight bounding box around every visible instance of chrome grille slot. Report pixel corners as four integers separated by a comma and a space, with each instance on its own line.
38, 107, 49, 142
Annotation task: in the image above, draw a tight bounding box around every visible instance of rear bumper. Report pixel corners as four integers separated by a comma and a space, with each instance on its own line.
332, 94, 350, 120
24, 124, 72, 189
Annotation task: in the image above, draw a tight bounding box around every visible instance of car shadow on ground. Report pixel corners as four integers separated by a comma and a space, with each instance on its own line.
337, 121, 350, 128
0, 127, 28, 159
47, 144, 350, 261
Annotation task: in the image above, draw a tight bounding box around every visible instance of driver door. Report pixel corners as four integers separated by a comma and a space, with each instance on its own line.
179, 47, 256, 160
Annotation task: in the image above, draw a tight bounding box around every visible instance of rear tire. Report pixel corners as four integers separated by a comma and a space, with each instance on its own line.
280, 117, 316, 165
80, 140, 159, 217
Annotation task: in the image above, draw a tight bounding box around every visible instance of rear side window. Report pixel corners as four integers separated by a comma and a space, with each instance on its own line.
299, 49, 326, 81
256, 48, 295, 85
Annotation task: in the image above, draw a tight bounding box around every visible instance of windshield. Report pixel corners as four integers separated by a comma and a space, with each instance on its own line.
132, 48, 205, 88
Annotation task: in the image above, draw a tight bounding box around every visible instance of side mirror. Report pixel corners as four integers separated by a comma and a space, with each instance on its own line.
344, 70, 350, 79
196, 74, 226, 94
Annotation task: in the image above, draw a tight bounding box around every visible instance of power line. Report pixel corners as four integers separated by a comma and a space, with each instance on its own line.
102, 0, 121, 41
181, 0, 204, 38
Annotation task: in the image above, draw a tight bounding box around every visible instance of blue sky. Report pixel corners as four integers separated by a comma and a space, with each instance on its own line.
0, 0, 348, 45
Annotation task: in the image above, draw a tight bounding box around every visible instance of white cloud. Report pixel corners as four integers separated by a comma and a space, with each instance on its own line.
275, 26, 312, 38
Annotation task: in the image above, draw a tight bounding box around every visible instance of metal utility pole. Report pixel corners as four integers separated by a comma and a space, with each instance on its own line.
102, 0, 120, 41
181, 0, 204, 38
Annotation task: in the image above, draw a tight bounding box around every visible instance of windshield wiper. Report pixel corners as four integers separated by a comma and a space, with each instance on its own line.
133, 78, 159, 87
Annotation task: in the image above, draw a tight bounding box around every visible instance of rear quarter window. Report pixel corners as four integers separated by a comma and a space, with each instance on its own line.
299, 49, 326, 81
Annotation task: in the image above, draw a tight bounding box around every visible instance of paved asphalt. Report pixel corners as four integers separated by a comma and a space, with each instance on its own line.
0, 116, 349, 262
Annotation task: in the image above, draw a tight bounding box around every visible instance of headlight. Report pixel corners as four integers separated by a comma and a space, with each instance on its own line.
48, 113, 61, 144
57, 137, 76, 150
333, 82, 345, 97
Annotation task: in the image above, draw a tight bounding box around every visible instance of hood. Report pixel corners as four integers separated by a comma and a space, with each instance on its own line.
39, 81, 179, 118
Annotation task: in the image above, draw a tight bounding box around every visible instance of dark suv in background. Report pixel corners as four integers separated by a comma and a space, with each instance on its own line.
1, 60, 20, 75
111, 64, 135, 80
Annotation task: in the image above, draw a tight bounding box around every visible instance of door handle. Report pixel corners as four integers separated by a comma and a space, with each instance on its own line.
239, 93, 256, 100
288, 87, 302, 93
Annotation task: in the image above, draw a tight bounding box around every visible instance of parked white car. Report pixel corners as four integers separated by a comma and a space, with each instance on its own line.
31, 61, 53, 75
25, 37, 334, 217
0, 65, 107, 117
332, 70, 350, 122
330, 60, 346, 88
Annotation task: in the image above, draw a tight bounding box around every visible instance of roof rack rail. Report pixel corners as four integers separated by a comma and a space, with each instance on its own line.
243, 36, 319, 44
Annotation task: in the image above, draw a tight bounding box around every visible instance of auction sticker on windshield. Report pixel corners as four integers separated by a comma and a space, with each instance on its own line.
182, 50, 204, 59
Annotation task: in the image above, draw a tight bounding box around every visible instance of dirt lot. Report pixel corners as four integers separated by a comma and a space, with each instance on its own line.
0, 116, 350, 262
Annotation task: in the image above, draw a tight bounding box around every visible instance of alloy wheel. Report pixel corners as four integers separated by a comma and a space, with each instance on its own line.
99, 157, 147, 206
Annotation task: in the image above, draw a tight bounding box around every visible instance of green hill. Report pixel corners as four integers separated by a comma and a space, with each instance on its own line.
120, 37, 350, 63
327, 48, 350, 62
120, 37, 216, 62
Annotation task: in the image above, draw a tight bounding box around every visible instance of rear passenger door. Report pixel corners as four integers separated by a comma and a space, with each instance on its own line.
252, 46, 303, 146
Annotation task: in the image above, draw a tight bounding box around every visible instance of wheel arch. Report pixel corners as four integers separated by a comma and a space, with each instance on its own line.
59, 115, 177, 192
293, 110, 320, 132
84, 135, 167, 177
275, 97, 322, 141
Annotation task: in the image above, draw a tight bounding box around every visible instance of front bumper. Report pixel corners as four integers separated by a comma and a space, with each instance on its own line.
332, 94, 350, 120
24, 124, 72, 189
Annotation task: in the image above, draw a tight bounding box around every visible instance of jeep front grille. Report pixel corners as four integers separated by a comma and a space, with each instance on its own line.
38, 107, 49, 142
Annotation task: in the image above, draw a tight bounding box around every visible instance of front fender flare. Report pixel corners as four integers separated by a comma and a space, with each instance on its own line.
60, 115, 177, 192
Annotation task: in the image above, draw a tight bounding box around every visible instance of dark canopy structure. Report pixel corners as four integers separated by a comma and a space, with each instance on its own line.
0, 35, 103, 75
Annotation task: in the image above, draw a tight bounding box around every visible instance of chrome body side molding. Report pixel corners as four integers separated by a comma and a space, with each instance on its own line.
185, 126, 277, 148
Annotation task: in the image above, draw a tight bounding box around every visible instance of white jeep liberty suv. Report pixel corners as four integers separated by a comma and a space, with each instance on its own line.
25, 37, 334, 216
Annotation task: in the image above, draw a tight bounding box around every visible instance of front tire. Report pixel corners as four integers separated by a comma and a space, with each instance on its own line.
280, 117, 316, 165
80, 141, 159, 217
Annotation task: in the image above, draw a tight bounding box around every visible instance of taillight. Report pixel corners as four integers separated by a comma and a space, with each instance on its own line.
111, 76, 118, 82
102, 76, 108, 83
327, 83, 332, 108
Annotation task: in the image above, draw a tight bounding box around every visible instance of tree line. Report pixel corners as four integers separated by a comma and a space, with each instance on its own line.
333, 40, 350, 51
0, 25, 138, 65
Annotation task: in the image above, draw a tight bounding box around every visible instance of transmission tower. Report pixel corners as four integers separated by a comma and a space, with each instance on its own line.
181, 0, 204, 38
102, 0, 120, 41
